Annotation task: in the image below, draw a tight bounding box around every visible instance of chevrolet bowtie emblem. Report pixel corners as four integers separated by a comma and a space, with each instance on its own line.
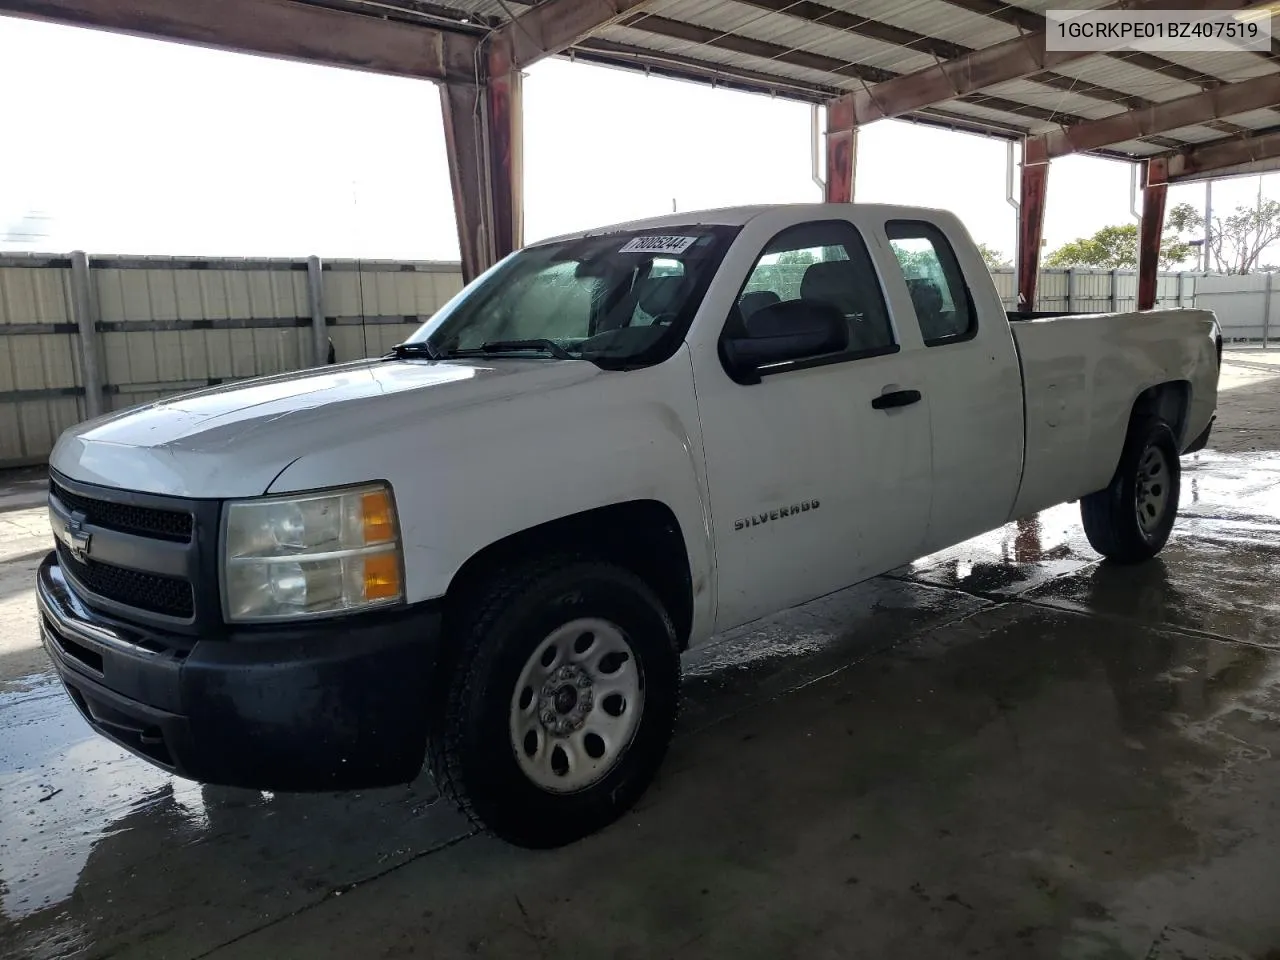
60, 512, 92, 562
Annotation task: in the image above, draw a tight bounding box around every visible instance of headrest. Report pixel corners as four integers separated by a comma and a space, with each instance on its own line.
636, 275, 686, 317
800, 260, 862, 311
907, 278, 944, 315
739, 290, 781, 318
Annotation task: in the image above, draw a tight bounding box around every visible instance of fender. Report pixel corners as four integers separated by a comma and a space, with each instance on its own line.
267, 346, 719, 644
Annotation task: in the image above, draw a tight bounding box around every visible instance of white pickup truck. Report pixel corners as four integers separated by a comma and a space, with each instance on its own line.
39, 203, 1220, 847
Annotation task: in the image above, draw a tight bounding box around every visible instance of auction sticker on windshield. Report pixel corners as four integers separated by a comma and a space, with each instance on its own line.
619, 236, 699, 255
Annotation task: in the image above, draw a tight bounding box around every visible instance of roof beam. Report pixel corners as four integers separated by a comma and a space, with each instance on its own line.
0, 0, 479, 81
1162, 126, 1280, 182
617, 14, 898, 84
569, 39, 1039, 140
731, 0, 1231, 152
732, 0, 1153, 113
570, 37, 844, 101
497, 0, 656, 70
830, 33, 1094, 129
1026, 73, 1280, 163
617, 13, 1104, 130
829, 0, 1271, 133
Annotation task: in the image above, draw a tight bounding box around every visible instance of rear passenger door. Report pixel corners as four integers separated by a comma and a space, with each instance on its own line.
693, 218, 933, 633
880, 218, 1024, 552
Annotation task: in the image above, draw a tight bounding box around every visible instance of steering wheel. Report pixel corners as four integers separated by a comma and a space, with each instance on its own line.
648, 312, 680, 327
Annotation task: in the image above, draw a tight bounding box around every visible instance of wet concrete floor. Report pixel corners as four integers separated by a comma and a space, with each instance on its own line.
4, 357, 1280, 959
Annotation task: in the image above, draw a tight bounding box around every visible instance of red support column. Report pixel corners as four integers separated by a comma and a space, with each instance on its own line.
486, 35, 523, 264
1017, 155, 1048, 310
440, 81, 491, 283
439, 36, 524, 284
824, 98, 856, 203
1137, 158, 1169, 312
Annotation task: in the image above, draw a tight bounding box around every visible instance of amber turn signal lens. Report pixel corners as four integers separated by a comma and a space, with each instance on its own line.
363, 552, 401, 601
361, 490, 396, 544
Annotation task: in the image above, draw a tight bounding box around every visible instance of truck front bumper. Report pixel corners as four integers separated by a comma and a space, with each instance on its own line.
38, 553, 441, 791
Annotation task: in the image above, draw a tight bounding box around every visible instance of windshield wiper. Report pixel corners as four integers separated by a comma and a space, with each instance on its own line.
471, 339, 576, 360
387, 341, 441, 361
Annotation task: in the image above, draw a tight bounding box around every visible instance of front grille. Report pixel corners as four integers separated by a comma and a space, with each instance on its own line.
57, 543, 195, 619
51, 481, 193, 543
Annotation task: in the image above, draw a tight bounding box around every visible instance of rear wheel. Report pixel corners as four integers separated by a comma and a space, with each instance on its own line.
1080, 417, 1180, 564
429, 558, 680, 848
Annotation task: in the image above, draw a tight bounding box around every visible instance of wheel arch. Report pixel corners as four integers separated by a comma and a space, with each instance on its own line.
443, 500, 695, 651
1129, 380, 1191, 446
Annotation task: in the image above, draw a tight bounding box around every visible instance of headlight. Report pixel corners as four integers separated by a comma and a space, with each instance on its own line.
222, 483, 404, 622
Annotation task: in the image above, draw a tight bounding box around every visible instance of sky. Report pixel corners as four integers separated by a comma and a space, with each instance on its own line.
0, 15, 1274, 266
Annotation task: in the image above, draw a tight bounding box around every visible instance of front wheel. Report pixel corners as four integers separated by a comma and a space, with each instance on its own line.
1080, 417, 1181, 564
429, 558, 680, 848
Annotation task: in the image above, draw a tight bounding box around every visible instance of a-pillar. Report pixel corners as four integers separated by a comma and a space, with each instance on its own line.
824, 98, 857, 202
1137, 157, 1169, 311
440, 35, 524, 284
1017, 144, 1049, 311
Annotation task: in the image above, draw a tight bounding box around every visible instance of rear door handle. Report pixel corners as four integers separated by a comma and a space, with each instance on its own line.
871, 389, 922, 410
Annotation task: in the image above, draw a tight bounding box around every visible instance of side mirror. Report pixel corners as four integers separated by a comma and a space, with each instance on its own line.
720, 301, 847, 384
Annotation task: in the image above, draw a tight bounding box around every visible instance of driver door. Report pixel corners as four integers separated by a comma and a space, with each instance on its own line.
692, 217, 933, 632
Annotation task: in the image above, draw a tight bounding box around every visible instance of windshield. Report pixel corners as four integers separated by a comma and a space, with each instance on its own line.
402, 225, 739, 369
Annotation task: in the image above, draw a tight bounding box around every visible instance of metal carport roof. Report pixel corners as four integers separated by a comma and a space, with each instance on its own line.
4, 0, 1280, 301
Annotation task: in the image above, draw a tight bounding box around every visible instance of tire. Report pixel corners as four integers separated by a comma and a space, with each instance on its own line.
428, 557, 680, 848
1080, 416, 1180, 564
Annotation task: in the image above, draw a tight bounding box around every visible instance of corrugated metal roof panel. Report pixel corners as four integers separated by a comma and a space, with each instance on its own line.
1046, 54, 1203, 103
636, 0, 762, 35
774, 27, 939, 75
653, 0, 1020, 51
1107, 139, 1166, 156
976, 78, 1126, 120
1013, 0, 1109, 12
640, 0, 757, 29
929, 97, 1056, 134
1154, 50, 1280, 84
830, 0, 1020, 49
1160, 124, 1237, 144
544, 0, 1280, 153
1220, 108, 1280, 130
598, 23, 857, 89
634, 0, 940, 73
416, 0, 512, 21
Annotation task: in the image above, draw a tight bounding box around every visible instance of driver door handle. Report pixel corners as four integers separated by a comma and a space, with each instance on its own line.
871, 389, 922, 410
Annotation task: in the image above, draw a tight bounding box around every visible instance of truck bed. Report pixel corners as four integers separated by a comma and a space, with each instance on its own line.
1007, 308, 1219, 520
1007, 310, 1092, 321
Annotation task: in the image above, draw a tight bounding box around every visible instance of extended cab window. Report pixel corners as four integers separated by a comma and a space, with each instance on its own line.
885, 220, 975, 345
729, 220, 894, 371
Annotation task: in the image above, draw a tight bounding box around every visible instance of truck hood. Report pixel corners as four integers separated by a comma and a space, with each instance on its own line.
50, 358, 600, 497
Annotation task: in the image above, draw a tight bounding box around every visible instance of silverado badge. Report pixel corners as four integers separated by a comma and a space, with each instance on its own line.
733, 499, 820, 531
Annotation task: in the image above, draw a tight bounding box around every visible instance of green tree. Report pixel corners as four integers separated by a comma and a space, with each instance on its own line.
1044, 223, 1191, 270
890, 243, 933, 277
976, 243, 1011, 270
775, 249, 818, 266
1167, 199, 1280, 275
